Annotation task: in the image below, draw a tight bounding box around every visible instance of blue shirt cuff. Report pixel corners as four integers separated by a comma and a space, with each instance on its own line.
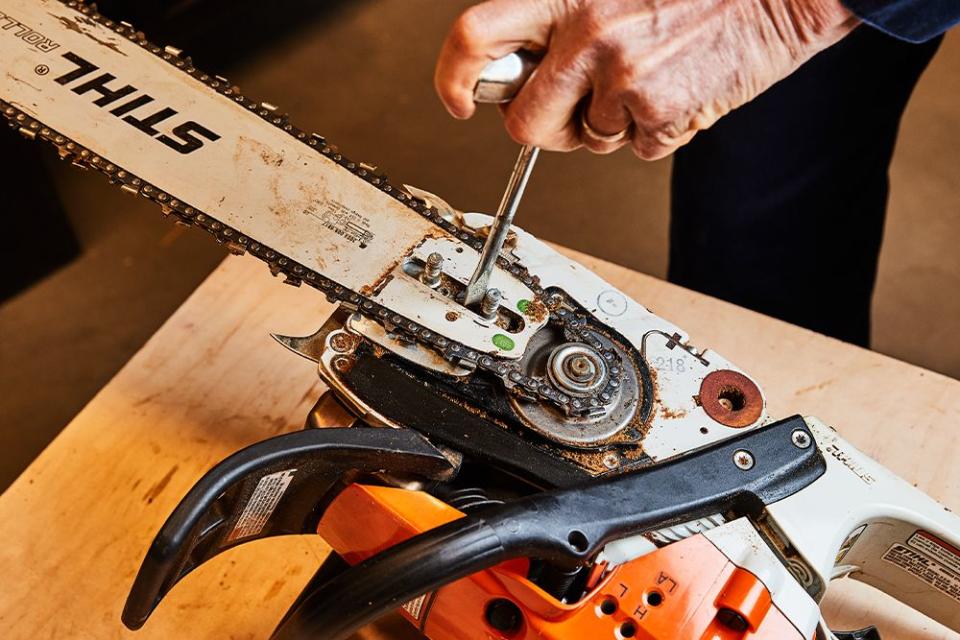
841, 0, 960, 42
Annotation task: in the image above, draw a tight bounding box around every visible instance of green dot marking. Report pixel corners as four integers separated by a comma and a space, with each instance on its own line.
492, 334, 515, 351
517, 299, 531, 313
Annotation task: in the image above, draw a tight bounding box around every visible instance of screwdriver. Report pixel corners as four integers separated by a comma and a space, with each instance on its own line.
462, 51, 541, 310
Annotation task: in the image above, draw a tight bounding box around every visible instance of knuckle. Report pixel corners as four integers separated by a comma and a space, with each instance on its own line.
579, 19, 605, 46
576, 2, 631, 57
606, 79, 638, 109
606, 48, 634, 79
576, 1, 608, 39
631, 93, 674, 130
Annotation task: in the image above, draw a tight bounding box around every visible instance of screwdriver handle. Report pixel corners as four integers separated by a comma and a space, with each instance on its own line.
473, 51, 542, 104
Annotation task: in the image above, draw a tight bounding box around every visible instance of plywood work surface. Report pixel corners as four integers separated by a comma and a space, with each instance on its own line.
0, 248, 957, 639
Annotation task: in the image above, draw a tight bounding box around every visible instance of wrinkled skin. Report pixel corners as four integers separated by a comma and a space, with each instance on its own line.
435, 0, 859, 159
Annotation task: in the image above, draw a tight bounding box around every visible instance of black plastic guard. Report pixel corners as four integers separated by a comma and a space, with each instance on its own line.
272, 415, 826, 640
122, 427, 454, 630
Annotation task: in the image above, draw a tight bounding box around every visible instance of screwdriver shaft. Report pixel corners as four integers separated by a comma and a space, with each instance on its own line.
463, 144, 540, 308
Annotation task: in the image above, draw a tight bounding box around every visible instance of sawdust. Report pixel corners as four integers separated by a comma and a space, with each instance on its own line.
660, 406, 687, 420
523, 298, 549, 323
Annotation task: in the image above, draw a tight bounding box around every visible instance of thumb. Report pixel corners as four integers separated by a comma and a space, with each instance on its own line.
435, 0, 559, 119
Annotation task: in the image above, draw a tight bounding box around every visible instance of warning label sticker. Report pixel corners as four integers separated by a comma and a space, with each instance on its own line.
908, 531, 960, 575
883, 543, 960, 603
228, 469, 297, 541
306, 201, 375, 248
401, 593, 429, 622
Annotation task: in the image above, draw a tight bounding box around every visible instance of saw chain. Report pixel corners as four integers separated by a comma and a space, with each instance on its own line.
0, 0, 624, 416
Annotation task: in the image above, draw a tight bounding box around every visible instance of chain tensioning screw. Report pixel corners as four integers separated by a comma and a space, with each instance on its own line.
481, 288, 502, 320
421, 252, 443, 288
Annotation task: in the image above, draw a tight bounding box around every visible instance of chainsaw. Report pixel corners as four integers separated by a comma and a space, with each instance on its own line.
3, 2, 959, 639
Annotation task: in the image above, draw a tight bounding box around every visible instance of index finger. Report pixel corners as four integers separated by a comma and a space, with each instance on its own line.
434, 0, 556, 119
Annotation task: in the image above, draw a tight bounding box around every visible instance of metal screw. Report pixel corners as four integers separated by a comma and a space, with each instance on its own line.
480, 288, 502, 320
332, 356, 353, 373
420, 252, 443, 288
733, 450, 755, 471
791, 430, 812, 449
329, 333, 353, 353
602, 453, 619, 469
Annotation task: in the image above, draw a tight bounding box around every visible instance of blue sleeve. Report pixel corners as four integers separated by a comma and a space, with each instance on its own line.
842, 0, 960, 42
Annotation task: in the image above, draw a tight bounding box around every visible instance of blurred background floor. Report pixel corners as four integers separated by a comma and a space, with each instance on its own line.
1, 0, 958, 490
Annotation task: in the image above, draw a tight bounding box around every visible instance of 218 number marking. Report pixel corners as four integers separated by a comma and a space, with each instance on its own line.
654, 356, 687, 373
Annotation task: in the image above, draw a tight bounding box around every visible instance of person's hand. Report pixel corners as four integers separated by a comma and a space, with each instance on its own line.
435, 0, 859, 159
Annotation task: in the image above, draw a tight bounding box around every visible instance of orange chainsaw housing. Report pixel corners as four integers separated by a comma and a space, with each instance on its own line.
318, 484, 808, 640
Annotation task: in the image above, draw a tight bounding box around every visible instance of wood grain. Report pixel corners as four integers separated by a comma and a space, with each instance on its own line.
0, 248, 957, 639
